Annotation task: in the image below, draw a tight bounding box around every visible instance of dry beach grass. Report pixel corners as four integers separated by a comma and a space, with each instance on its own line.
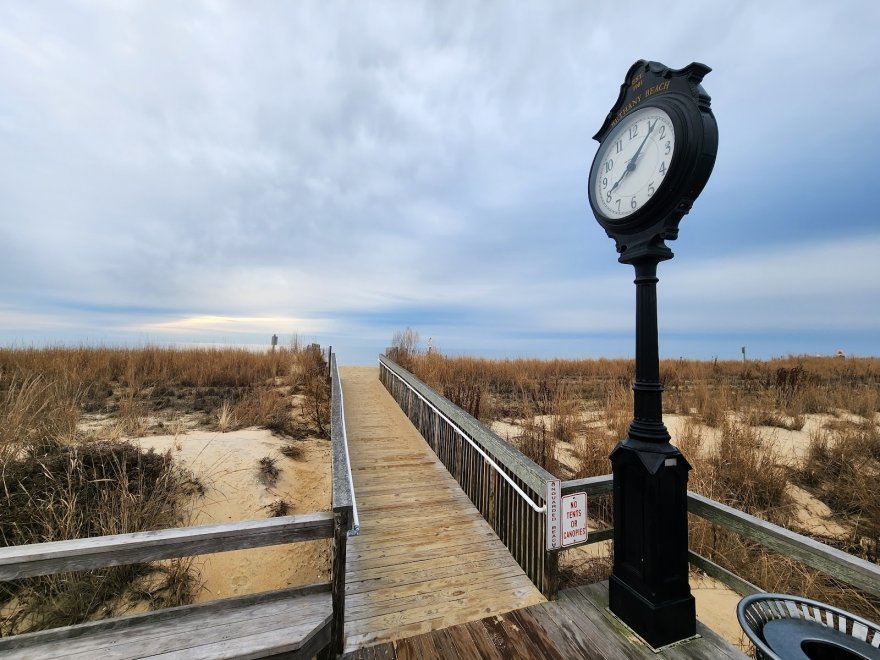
0, 342, 331, 635
3, 339, 877, 646
395, 347, 880, 635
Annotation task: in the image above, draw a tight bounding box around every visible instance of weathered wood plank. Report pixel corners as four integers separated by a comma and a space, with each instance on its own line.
586, 527, 614, 544
346, 537, 510, 571
507, 608, 569, 660
556, 587, 647, 660
350, 490, 474, 509
331, 509, 350, 655
0, 513, 334, 580
345, 575, 537, 621
572, 581, 747, 659
561, 474, 614, 497
136, 620, 329, 659
521, 598, 615, 659
344, 567, 526, 608
344, 547, 521, 580
0, 585, 332, 659
351, 510, 486, 534
346, 518, 488, 550
346, 528, 502, 564
344, 556, 524, 596
428, 626, 479, 660
462, 620, 505, 659
68, 617, 327, 660
688, 490, 880, 598
395, 632, 438, 660
351, 478, 453, 495
479, 613, 539, 660
343, 581, 746, 660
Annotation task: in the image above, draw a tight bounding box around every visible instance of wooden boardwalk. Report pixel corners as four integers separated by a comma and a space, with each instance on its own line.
342, 581, 748, 660
339, 367, 545, 652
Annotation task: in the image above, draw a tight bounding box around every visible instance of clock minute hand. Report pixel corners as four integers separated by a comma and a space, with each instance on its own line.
628, 119, 657, 170
610, 119, 657, 194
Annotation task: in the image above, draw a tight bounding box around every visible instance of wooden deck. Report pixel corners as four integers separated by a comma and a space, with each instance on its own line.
339, 367, 546, 652
342, 581, 748, 659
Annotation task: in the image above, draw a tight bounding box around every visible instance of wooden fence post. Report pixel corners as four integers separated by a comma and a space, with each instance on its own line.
544, 548, 559, 600
329, 508, 349, 656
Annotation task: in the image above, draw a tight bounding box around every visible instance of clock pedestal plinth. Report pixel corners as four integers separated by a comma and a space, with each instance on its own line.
608, 256, 695, 649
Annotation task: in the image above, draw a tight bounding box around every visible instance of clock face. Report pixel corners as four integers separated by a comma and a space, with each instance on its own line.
591, 106, 675, 221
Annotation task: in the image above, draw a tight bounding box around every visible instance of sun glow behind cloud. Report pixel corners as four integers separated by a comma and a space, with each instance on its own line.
128, 315, 328, 337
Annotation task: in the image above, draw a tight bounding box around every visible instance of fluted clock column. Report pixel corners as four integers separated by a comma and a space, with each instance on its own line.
607, 254, 695, 649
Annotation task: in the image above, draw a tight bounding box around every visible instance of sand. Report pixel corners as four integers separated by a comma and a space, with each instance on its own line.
138, 429, 331, 601
494, 409, 864, 649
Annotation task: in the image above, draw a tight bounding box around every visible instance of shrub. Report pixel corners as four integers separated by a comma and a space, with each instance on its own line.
0, 441, 199, 634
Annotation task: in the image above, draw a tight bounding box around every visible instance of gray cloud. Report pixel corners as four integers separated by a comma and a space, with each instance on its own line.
2, 1, 878, 360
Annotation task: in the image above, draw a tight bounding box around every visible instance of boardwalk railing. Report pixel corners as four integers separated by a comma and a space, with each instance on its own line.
0, 513, 337, 658
564, 473, 880, 599
0, 348, 356, 659
379, 355, 560, 597
380, 356, 880, 606
329, 350, 359, 655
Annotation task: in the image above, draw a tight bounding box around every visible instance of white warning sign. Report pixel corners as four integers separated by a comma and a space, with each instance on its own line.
545, 479, 561, 550
561, 492, 588, 547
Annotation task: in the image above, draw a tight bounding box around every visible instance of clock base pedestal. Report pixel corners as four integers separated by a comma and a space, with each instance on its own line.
609, 575, 696, 649
609, 438, 695, 649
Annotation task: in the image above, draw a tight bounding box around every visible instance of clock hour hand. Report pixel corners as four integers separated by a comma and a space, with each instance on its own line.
609, 165, 630, 194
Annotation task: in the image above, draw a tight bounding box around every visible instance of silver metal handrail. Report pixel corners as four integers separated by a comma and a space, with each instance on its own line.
381, 360, 547, 514
330, 354, 359, 536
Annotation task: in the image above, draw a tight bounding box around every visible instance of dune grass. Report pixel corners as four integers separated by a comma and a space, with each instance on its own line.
396, 345, 880, 621
0, 342, 330, 634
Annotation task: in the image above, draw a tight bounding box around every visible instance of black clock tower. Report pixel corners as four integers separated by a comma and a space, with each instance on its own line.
587, 60, 718, 648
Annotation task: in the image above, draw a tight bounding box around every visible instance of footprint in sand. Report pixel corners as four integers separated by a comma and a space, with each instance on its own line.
231, 575, 249, 593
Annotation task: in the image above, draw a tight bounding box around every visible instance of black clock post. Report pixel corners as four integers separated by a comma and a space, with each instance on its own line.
586, 61, 718, 649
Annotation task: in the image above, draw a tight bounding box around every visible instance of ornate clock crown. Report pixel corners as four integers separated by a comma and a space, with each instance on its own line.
593, 60, 713, 142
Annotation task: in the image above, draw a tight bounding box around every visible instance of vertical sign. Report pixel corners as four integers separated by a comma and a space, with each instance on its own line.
545, 479, 561, 550
561, 492, 588, 547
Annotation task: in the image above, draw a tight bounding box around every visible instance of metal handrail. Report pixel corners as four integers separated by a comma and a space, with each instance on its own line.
330, 353, 359, 536
337, 370, 359, 536
381, 359, 546, 514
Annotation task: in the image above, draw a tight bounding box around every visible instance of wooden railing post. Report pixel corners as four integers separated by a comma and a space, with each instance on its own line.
329, 508, 349, 657
544, 548, 559, 599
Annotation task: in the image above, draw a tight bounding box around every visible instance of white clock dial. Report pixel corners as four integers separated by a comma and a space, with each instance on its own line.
592, 106, 675, 220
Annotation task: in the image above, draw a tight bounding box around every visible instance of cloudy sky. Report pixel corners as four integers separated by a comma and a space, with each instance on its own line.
2, 1, 878, 364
